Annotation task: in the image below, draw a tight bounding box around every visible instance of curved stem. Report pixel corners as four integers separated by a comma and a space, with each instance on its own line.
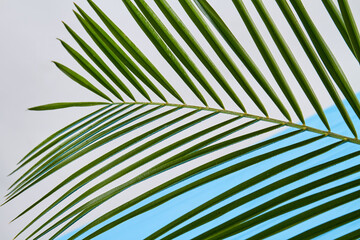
114, 101, 360, 144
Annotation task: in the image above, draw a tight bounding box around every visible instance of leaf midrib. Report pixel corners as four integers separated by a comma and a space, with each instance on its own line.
109, 101, 359, 144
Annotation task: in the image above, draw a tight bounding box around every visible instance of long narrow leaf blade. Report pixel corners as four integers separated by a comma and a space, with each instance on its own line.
28, 102, 109, 111
338, 0, 360, 63
321, 0, 355, 56
7, 105, 154, 199
53, 61, 112, 102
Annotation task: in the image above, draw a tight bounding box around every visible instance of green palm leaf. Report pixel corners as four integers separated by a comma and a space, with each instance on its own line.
5, 0, 360, 239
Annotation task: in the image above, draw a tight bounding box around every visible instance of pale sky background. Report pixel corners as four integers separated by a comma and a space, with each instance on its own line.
1, 0, 360, 239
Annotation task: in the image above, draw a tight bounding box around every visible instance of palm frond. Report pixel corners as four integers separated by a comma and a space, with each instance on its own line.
6, 0, 360, 239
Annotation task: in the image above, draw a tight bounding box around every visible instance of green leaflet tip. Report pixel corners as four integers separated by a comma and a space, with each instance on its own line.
74, 2, 81, 11
61, 21, 70, 30
8, 166, 20, 176
4, 191, 11, 198
12, 234, 20, 240
73, 10, 84, 22
57, 39, 68, 48
52, 61, 61, 69
10, 212, 23, 223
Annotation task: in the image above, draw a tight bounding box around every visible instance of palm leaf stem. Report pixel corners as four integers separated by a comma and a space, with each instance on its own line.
113, 102, 359, 144
9, 100, 359, 203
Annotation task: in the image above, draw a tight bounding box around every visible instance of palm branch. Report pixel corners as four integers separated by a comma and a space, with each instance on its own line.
5, 0, 360, 239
